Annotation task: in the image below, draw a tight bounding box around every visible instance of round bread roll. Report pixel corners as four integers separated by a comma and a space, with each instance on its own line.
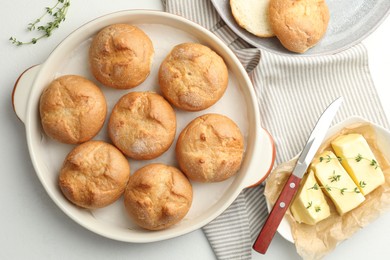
268, 0, 330, 53
39, 75, 107, 144
108, 92, 176, 160
124, 163, 193, 230
230, 0, 274, 37
89, 24, 154, 89
59, 140, 130, 209
159, 43, 228, 111
176, 114, 244, 182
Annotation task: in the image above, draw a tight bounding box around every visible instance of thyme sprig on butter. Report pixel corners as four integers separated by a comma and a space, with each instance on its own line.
308, 182, 363, 195
9, 0, 70, 46
319, 153, 379, 169
328, 171, 341, 183
306, 201, 313, 209
306, 201, 322, 212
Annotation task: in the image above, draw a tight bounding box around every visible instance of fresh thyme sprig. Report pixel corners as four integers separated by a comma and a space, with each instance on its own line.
319, 154, 342, 163
306, 201, 322, 212
355, 154, 379, 169
359, 181, 367, 188
308, 182, 363, 195
319, 153, 379, 169
328, 171, 341, 183
9, 0, 70, 46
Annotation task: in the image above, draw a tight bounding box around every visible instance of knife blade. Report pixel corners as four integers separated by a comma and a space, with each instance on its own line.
253, 97, 343, 254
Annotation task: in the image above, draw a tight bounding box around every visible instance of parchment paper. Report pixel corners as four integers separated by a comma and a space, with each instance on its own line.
264, 123, 390, 259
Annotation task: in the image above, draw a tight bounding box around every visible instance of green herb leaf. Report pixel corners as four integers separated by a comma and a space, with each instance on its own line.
370, 159, 379, 169
329, 171, 341, 182
308, 183, 320, 191
9, 0, 70, 46
355, 154, 363, 162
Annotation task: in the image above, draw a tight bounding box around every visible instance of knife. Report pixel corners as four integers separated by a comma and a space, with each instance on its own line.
253, 97, 343, 254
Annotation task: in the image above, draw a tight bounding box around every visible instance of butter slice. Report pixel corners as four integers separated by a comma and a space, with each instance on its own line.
331, 134, 385, 195
311, 151, 365, 215
290, 170, 330, 225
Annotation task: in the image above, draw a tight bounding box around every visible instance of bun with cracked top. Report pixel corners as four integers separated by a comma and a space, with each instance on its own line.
59, 140, 130, 209
39, 75, 107, 144
176, 113, 244, 182
89, 23, 154, 89
159, 42, 228, 111
124, 163, 193, 230
108, 91, 176, 160
268, 0, 330, 53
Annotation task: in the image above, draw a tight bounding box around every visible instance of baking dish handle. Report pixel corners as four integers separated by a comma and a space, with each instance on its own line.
244, 127, 276, 188
12, 65, 41, 123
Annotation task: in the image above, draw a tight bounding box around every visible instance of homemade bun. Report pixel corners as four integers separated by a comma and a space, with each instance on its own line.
108, 92, 176, 160
230, 0, 274, 37
89, 24, 154, 89
59, 141, 130, 209
124, 163, 193, 230
268, 0, 330, 53
176, 114, 244, 182
159, 43, 228, 111
39, 75, 107, 144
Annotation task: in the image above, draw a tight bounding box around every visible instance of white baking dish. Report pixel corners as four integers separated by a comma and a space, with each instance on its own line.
12, 10, 275, 243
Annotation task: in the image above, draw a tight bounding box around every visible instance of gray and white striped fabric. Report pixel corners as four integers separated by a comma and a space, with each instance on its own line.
163, 0, 390, 259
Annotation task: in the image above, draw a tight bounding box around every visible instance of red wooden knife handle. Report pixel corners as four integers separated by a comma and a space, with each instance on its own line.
253, 173, 301, 254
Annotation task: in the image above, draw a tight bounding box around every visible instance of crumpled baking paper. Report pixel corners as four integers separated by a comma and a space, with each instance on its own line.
264, 123, 390, 259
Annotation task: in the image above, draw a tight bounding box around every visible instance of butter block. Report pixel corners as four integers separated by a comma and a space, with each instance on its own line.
311, 151, 365, 215
290, 170, 330, 225
331, 134, 385, 195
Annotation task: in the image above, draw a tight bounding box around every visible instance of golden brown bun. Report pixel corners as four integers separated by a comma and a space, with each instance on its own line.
124, 163, 193, 230
108, 92, 176, 160
59, 140, 130, 209
89, 24, 154, 89
268, 0, 330, 53
159, 43, 228, 111
39, 75, 107, 144
230, 0, 274, 37
176, 114, 244, 182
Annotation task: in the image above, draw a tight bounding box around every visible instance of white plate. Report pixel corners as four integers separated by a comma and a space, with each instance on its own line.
270, 116, 390, 243
12, 10, 275, 243
211, 0, 390, 56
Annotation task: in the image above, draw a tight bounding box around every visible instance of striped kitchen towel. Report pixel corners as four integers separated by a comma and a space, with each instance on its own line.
162, 0, 390, 259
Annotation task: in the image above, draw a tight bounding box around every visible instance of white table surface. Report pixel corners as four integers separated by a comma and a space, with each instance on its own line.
1, 1, 389, 259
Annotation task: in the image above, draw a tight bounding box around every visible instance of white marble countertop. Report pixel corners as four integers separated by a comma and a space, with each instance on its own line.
1, 1, 389, 259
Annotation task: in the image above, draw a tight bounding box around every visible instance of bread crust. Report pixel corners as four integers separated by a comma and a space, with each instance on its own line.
176, 114, 244, 182
124, 163, 193, 230
89, 24, 154, 89
159, 43, 228, 111
268, 0, 330, 53
108, 92, 176, 160
59, 140, 130, 209
39, 75, 107, 144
